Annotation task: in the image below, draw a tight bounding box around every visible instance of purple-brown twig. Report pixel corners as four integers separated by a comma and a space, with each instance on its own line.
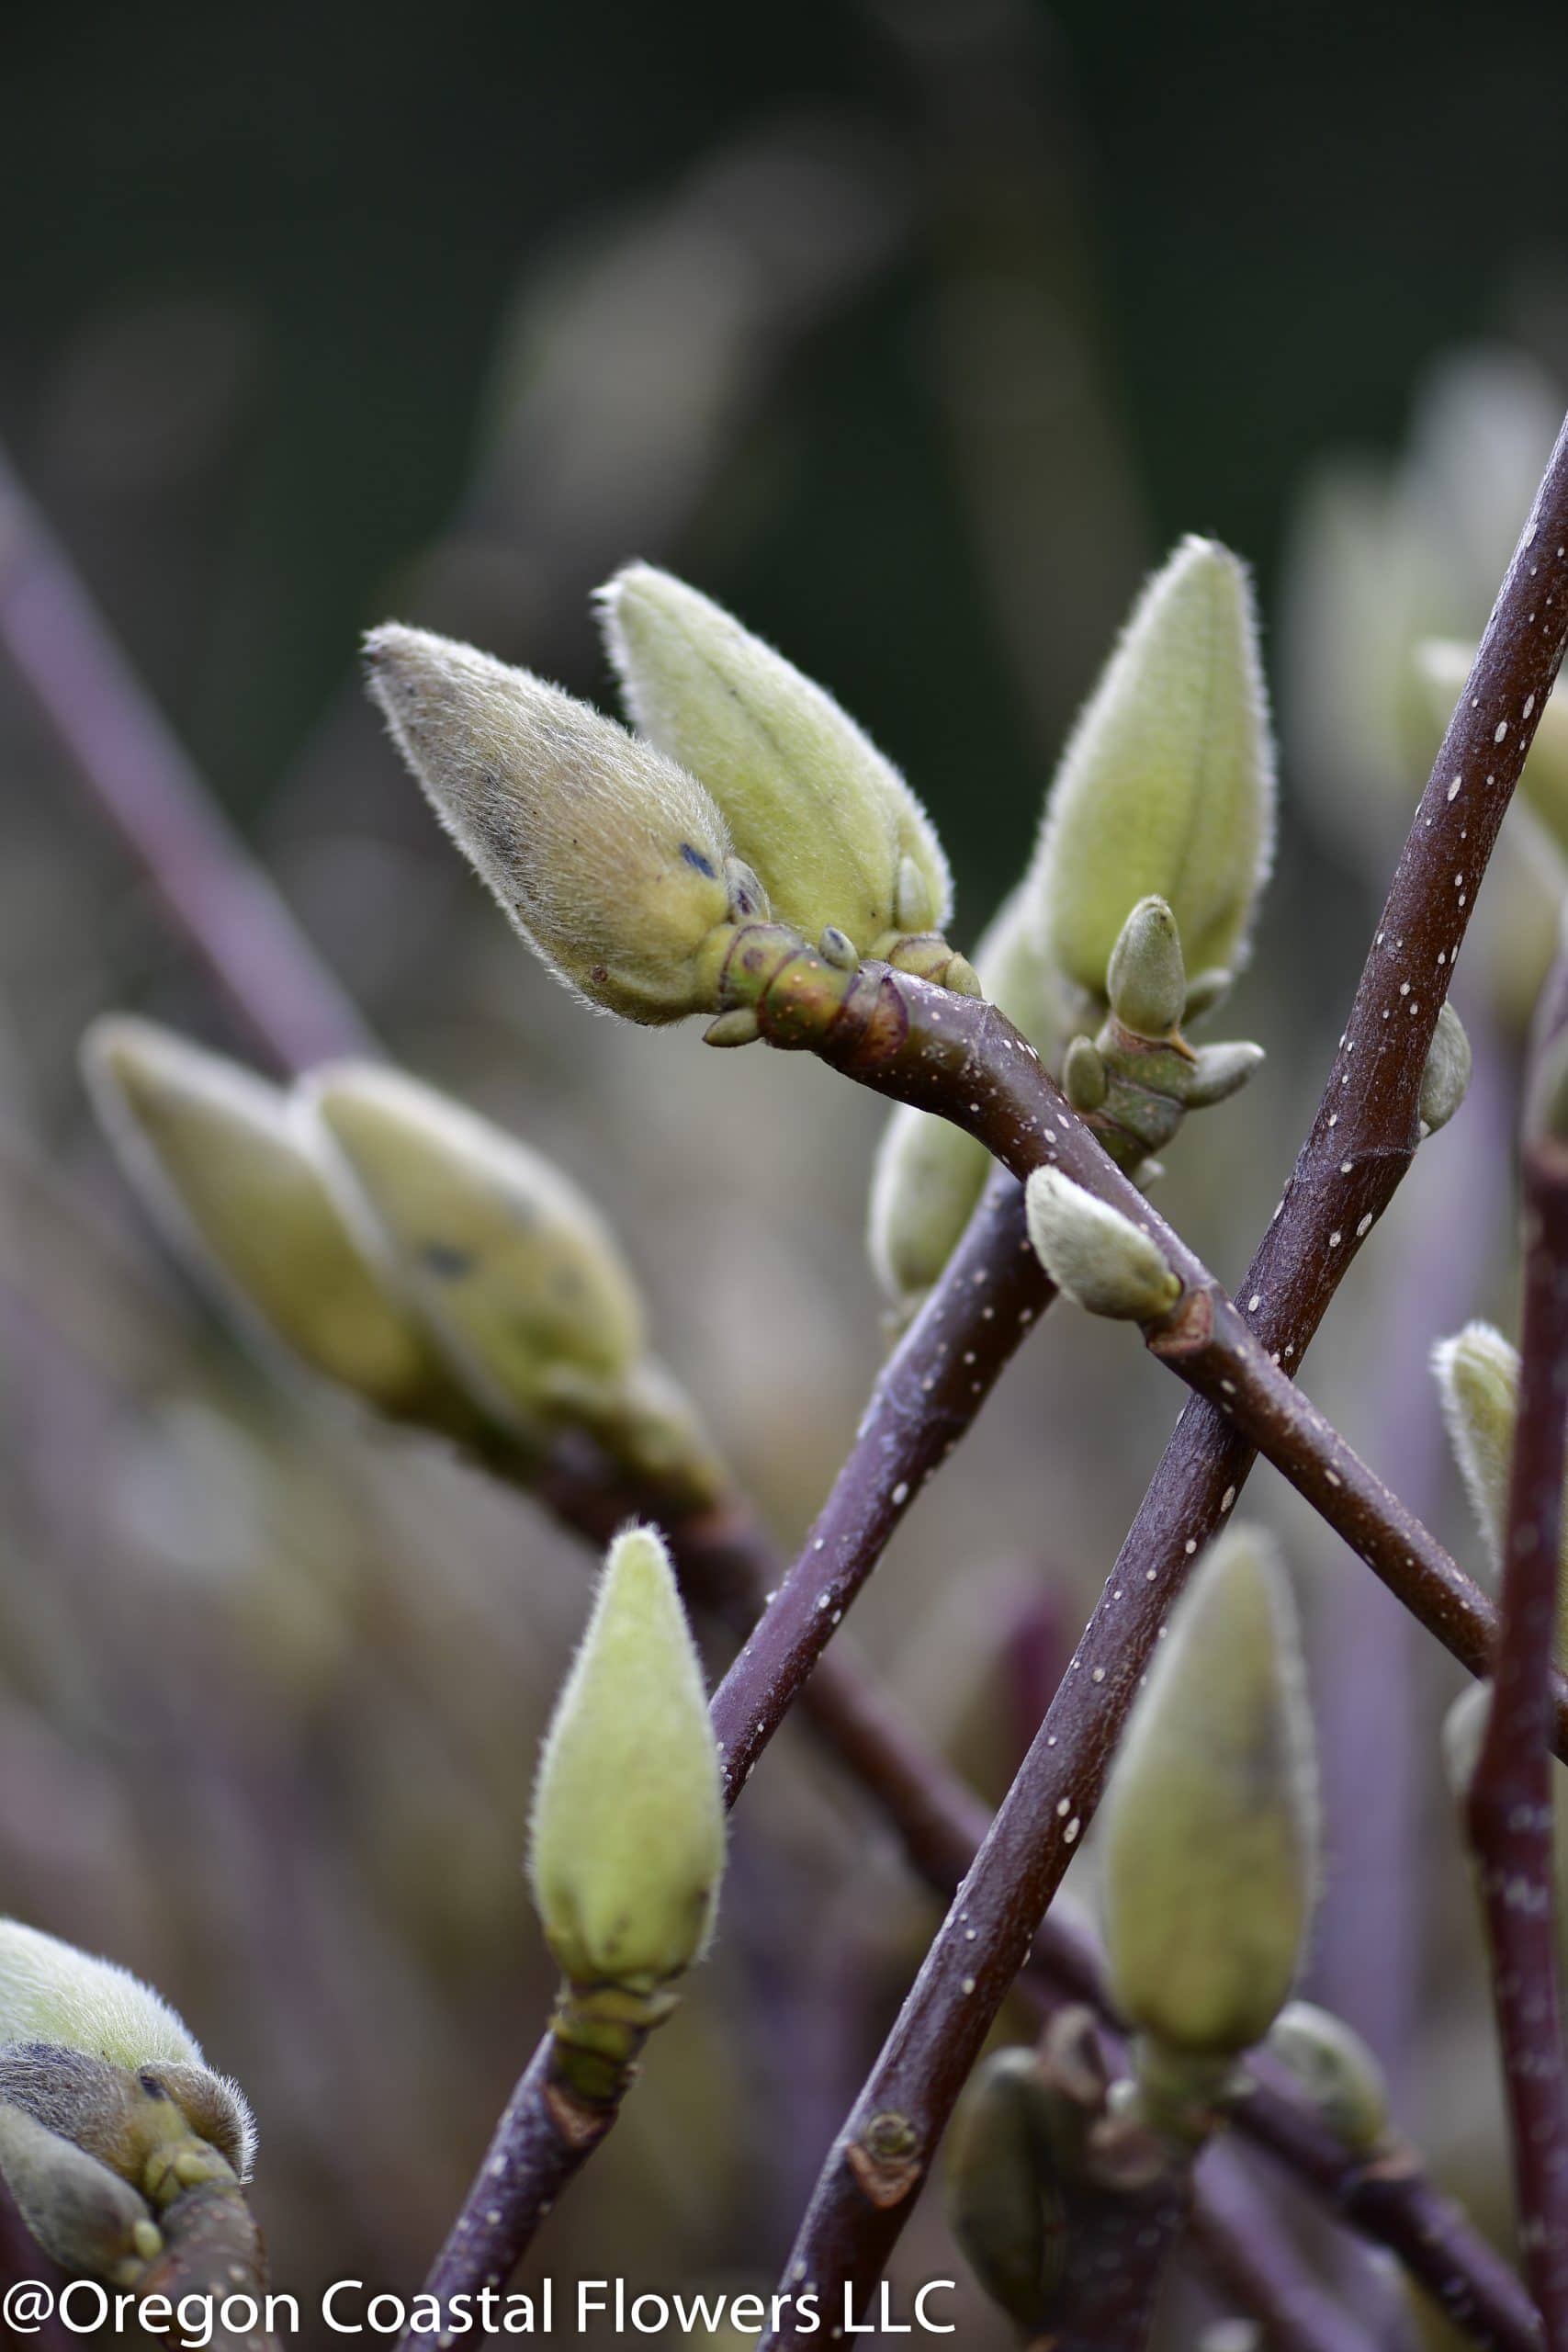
1465, 1103, 1568, 2342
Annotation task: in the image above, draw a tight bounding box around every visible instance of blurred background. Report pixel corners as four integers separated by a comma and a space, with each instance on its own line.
3, 0, 1568, 2340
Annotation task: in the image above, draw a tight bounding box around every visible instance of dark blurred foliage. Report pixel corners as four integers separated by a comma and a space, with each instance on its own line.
1, 2, 1567, 2343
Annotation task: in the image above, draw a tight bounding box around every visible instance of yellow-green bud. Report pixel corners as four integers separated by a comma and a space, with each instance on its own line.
82, 1018, 449, 1423
943, 2048, 1068, 2331
598, 563, 951, 957
1029, 537, 1275, 1004
1023, 1169, 1181, 1324
865, 885, 1066, 1318
1101, 1527, 1319, 2059
1418, 640, 1568, 855
1431, 1320, 1517, 1572
529, 1526, 725, 1989
366, 624, 749, 1023
1265, 2001, 1388, 2155
0, 1921, 254, 2181
1418, 1001, 1472, 1136
1106, 897, 1186, 1037
305, 1064, 645, 1433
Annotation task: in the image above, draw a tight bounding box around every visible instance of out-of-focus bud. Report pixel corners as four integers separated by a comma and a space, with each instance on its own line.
366, 625, 752, 1023
598, 563, 952, 962
1418, 639, 1568, 856
309, 1063, 724, 1502
1417, 1001, 1472, 1136
866, 885, 1066, 1321
943, 2048, 1068, 2331
529, 1526, 724, 1994
1101, 1528, 1318, 2071
1029, 537, 1275, 1006
1442, 1678, 1489, 1803
1024, 1170, 1181, 1325
82, 1018, 456, 1428
1265, 2001, 1389, 2155
1431, 1321, 1517, 1572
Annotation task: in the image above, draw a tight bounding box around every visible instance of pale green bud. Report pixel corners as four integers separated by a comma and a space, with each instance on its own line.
529, 1526, 725, 1988
1418, 1001, 1472, 1137
1106, 897, 1186, 1037
1264, 2001, 1389, 2154
305, 1064, 645, 1431
1418, 639, 1568, 856
1431, 1321, 1517, 1572
1441, 1677, 1489, 1803
1101, 1527, 1319, 2058
1029, 537, 1275, 1002
597, 563, 951, 957
82, 1018, 450, 1423
865, 884, 1067, 1319
366, 625, 748, 1023
943, 2048, 1067, 2331
0, 1921, 254, 2181
1023, 1169, 1181, 1324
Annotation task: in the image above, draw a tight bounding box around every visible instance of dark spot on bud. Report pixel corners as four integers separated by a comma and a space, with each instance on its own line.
137, 2071, 170, 2099
679, 842, 716, 879
421, 1241, 473, 1280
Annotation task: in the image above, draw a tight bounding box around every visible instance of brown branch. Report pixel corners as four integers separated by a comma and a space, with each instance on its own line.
0, 447, 372, 1073
752, 413, 1568, 2342
1466, 1123, 1568, 2341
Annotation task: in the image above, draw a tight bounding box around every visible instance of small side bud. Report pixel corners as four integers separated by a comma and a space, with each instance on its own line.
1101, 1528, 1319, 2062
1265, 2001, 1389, 2155
1182, 967, 1234, 1023
1029, 537, 1276, 1004
306, 1065, 645, 1440
943, 2049, 1067, 2331
1024, 1170, 1181, 1324
1442, 1679, 1490, 1803
597, 564, 951, 959
1417, 1001, 1472, 1137
1062, 1035, 1109, 1113
82, 1018, 452, 1426
1106, 897, 1186, 1039
1431, 1321, 1518, 1571
1182, 1040, 1267, 1108
366, 624, 738, 1023
866, 886, 1069, 1320
529, 1526, 725, 1991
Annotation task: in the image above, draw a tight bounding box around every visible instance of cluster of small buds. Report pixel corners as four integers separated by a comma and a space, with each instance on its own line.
869, 536, 1277, 1322
527, 1526, 726, 2101
0, 1921, 254, 2289
83, 1021, 726, 1508
1099, 1529, 1320, 2139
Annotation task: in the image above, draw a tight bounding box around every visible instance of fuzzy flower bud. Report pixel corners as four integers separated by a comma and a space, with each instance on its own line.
1101, 1527, 1319, 2060
598, 562, 951, 956
1105, 897, 1186, 1037
82, 1019, 452, 1425
366, 625, 750, 1023
306, 1065, 644, 1430
1024, 1169, 1181, 1324
0, 1921, 254, 2183
1432, 1320, 1518, 1571
529, 1526, 725, 1990
1029, 537, 1275, 1005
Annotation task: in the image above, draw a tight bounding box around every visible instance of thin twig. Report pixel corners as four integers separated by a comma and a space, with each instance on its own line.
1466, 1114, 1568, 2341
0, 446, 372, 1071
1189, 2142, 1384, 2352
754, 413, 1568, 2342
